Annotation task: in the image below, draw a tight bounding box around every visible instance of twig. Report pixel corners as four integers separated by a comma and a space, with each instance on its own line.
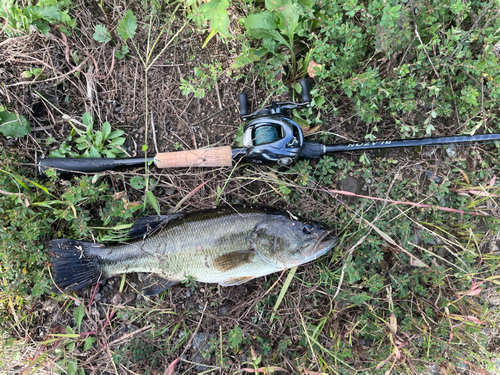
108, 325, 153, 346
445, 66, 461, 129
6, 60, 87, 87
215, 79, 223, 110
86, 64, 94, 109
190, 107, 226, 126
443, 0, 495, 63
410, 1, 439, 78
398, 35, 417, 68
151, 109, 159, 154
133, 62, 138, 113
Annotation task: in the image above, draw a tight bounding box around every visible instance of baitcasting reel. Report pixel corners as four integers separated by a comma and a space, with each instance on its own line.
238, 78, 322, 166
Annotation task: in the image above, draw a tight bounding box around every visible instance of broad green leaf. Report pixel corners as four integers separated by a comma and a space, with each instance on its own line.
22, 68, 43, 78
247, 27, 289, 48
34, 21, 51, 36
115, 45, 129, 59
83, 336, 97, 352
109, 147, 126, 156
89, 145, 100, 158
199, 0, 231, 38
146, 190, 161, 215
49, 149, 66, 158
76, 142, 88, 150
108, 129, 125, 139
235, 124, 244, 147
82, 112, 93, 131
202, 28, 218, 48
265, 0, 300, 38
102, 121, 111, 140
0, 111, 31, 138
67, 360, 77, 375
265, 0, 290, 11
94, 130, 103, 146
231, 46, 267, 69
93, 25, 111, 43
130, 176, 146, 190
245, 11, 278, 31
297, 0, 312, 6
117, 10, 137, 42
73, 304, 85, 333
262, 37, 278, 53
108, 137, 125, 146
40, 5, 61, 21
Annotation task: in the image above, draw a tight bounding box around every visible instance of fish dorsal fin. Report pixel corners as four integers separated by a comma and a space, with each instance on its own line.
128, 213, 184, 239
220, 276, 255, 286
214, 250, 255, 272
141, 274, 179, 296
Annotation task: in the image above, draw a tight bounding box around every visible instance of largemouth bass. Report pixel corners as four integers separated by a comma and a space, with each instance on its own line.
50, 206, 337, 295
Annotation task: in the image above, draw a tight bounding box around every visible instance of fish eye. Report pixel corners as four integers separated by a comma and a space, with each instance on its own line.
302, 224, 314, 234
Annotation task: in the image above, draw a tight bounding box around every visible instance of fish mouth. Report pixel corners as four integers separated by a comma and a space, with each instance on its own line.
300, 232, 338, 263
313, 232, 338, 259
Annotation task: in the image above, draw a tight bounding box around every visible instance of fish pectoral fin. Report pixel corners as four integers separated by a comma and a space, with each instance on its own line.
141, 274, 178, 296
220, 276, 255, 286
214, 250, 255, 272
128, 213, 184, 239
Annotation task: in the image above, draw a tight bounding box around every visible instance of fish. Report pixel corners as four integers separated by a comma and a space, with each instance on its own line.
49, 206, 337, 295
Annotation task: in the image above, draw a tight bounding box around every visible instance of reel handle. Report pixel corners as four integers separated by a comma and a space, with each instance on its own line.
299, 78, 312, 103
238, 93, 248, 117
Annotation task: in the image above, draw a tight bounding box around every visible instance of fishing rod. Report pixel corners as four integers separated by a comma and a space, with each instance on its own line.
38, 79, 500, 176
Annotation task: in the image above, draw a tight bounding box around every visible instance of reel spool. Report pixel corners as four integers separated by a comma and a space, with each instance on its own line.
254, 125, 279, 146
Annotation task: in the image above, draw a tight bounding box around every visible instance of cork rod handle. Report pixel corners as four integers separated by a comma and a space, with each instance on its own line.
155, 146, 233, 168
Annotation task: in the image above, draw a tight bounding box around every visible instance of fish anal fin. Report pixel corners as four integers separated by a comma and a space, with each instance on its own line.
141, 274, 178, 296
214, 250, 255, 272
128, 213, 183, 239
220, 276, 255, 286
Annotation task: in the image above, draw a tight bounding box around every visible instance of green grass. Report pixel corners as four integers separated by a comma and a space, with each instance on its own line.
1, 0, 500, 373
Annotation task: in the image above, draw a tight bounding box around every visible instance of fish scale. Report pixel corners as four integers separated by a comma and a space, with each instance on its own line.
50, 206, 338, 295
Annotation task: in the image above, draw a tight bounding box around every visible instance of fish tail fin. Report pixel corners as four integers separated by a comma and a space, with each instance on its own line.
49, 239, 108, 293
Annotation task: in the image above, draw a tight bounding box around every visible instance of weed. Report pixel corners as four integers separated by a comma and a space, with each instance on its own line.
186, 0, 231, 46
309, 0, 500, 131
93, 24, 111, 43
227, 324, 244, 352
0, 109, 31, 138
181, 274, 198, 291
21, 67, 44, 80
49, 112, 127, 158
114, 9, 137, 58
179, 62, 222, 98
234, 0, 316, 80
0, 0, 75, 36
